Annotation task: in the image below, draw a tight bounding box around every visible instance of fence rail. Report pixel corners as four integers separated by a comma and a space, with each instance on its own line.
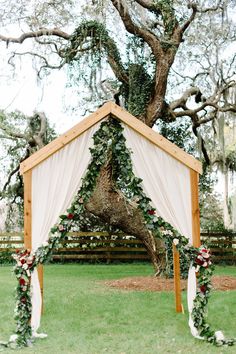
0, 231, 235, 263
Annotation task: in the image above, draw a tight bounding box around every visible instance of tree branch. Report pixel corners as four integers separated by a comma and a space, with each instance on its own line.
0, 135, 17, 141
8, 51, 65, 77
192, 126, 211, 165
110, 0, 162, 57
0, 122, 25, 139
180, 3, 197, 33
198, 0, 224, 13
34, 37, 59, 53
10, 50, 64, 67
170, 87, 202, 110
169, 82, 236, 128
0, 28, 70, 45
32, 112, 47, 149
134, 0, 160, 13
2, 165, 20, 193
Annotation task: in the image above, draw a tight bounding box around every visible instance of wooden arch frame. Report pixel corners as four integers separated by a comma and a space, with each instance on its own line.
20, 101, 202, 313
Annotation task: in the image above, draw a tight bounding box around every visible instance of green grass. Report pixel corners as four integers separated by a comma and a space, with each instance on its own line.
0, 263, 235, 354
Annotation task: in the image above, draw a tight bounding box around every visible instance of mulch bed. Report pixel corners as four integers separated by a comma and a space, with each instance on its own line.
104, 275, 236, 292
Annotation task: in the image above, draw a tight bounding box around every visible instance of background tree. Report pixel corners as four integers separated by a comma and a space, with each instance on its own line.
0, 110, 56, 230
0, 0, 236, 272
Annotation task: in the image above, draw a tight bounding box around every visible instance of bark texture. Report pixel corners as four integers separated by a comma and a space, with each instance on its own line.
85, 160, 164, 274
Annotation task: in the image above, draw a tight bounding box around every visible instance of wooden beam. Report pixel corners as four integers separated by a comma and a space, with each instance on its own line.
23, 170, 32, 250
20, 102, 113, 174
190, 170, 201, 248
110, 103, 202, 174
173, 244, 182, 313
20, 101, 202, 175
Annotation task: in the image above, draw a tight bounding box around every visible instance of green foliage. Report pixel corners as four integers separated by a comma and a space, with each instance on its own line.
156, 0, 178, 40
226, 150, 236, 172
0, 249, 14, 265
156, 118, 194, 153
124, 64, 153, 117
199, 164, 225, 231
66, 20, 124, 72
200, 193, 225, 232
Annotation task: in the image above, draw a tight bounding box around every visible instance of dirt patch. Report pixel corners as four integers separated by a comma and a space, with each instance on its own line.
104, 275, 236, 292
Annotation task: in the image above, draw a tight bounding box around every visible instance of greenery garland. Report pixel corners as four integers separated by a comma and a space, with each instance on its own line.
1, 118, 235, 349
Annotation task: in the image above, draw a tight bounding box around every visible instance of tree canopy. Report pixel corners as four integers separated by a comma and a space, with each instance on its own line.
0, 1, 235, 130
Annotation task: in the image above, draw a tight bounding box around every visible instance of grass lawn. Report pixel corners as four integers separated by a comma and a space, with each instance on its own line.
0, 263, 235, 354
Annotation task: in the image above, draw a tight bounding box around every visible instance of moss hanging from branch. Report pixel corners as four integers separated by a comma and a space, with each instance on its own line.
121, 63, 153, 118
64, 20, 128, 84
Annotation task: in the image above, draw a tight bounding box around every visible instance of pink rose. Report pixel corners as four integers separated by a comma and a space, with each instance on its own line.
58, 224, 64, 232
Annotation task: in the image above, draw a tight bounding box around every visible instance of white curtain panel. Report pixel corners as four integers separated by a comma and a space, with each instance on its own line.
122, 124, 199, 337
122, 125, 192, 239
30, 122, 101, 333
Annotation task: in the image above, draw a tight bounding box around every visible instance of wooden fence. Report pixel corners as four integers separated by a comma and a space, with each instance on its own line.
0, 231, 235, 263
201, 232, 236, 262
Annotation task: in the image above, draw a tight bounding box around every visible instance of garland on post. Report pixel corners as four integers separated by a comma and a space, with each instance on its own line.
0, 118, 235, 349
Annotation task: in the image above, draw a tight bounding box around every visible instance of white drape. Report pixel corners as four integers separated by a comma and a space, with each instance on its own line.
30, 122, 101, 333
122, 125, 192, 239
122, 124, 199, 337
187, 265, 203, 339
29, 119, 200, 337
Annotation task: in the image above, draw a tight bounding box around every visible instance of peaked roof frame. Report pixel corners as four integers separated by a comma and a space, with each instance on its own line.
20, 101, 202, 175
20, 101, 202, 321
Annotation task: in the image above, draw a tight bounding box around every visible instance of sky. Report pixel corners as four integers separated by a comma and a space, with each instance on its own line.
0, 56, 82, 134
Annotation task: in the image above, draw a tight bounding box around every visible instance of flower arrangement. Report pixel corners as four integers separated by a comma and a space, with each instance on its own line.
11, 250, 35, 347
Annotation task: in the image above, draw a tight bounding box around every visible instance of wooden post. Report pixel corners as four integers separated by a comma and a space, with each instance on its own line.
190, 170, 201, 248
38, 264, 44, 314
173, 244, 182, 313
24, 170, 32, 250
23, 170, 44, 313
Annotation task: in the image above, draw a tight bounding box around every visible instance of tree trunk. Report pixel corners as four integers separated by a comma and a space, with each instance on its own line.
85, 160, 165, 274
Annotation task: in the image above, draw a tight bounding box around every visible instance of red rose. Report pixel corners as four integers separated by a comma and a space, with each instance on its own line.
200, 285, 207, 293
19, 278, 25, 286
20, 259, 26, 265
67, 213, 74, 219
147, 210, 155, 215
16, 249, 20, 254
195, 257, 204, 266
